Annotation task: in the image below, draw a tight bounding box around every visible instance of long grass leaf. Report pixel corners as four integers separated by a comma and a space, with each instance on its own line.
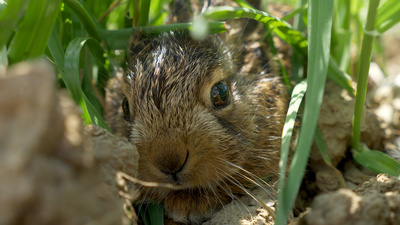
375, 0, 400, 33
353, 146, 400, 178
47, 27, 65, 70
82, 92, 109, 129
352, 0, 380, 151
137, 0, 150, 26
62, 37, 109, 129
102, 22, 227, 50
203, 6, 308, 55
290, 0, 307, 82
63, 38, 86, 102
275, 0, 333, 224
8, 0, 61, 63
149, 0, 168, 25
278, 79, 307, 195
328, 56, 355, 96
314, 127, 346, 187
282, 3, 308, 22
333, 0, 352, 72
314, 127, 332, 165
64, 0, 102, 42
148, 203, 164, 225
0, 0, 29, 48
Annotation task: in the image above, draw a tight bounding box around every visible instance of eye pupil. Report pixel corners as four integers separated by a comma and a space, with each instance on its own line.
211, 81, 230, 108
122, 97, 131, 122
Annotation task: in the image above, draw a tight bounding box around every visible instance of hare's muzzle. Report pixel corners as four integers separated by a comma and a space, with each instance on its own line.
158, 150, 189, 183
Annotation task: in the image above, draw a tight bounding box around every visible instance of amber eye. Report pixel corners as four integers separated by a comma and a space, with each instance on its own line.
122, 97, 131, 122
211, 81, 230, 108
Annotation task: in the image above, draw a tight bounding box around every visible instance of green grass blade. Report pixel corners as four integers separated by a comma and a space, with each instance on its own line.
150, 11, 168, 26
335, 30, 352, 72
290, 0, 307, 82
328, 56, 355, 96
376, 0, 400, 33
82, 92, 109, 129
282, 3, 308, 22
47, 27, 65, 71
63, 37, 86, 103
314, 127, 346, 187
333, 0, 352, 72
203, 6, 308, 55
138, 207, 151, 225
148, 203, 164, 225
137, 0, 150, 26
0, 0, 29, 48
275, 0, 334, 224
71, 5, 86, 38
61, 37, 109, 129
352, 0, 380, 151
48, 31, 89, 125
102, 22, 227, 50
278, 79, 307, 194
136, 203, 164, 225
81, 62, 103, 115
314, 127, 332, 165
353, 146, 400, 178
64, 0, 102, 42
149, 0, 168, 25
351, 0, 399, 179
8, 0, 61, 63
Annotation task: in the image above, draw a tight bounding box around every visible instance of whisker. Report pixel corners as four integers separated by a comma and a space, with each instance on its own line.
223, 170, 276, 220
218, 170, 259, 221
220, 159, 277, 197
134, 186, 153, 218
259, 53, 282, 73
214, 167, 255, 220
229, 18, 251, 56
213, 168, 236, 200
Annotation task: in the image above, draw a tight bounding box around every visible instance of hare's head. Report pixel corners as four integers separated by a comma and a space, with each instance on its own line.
121, 31, 287, 212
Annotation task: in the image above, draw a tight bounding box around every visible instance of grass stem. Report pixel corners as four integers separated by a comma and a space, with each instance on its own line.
64, 0, 103, 42
352, 0, 380, 151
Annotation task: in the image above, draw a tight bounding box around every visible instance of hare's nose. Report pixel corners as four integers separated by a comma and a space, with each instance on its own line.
159, 151, 189, 182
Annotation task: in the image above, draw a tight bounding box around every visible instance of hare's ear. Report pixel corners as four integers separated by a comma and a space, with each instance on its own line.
129, 30, 152, 57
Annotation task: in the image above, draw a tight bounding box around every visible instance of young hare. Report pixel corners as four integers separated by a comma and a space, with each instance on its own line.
106, 0, 289, 223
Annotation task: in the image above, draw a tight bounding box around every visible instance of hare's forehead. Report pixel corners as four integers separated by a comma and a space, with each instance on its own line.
129, 47, 224, 91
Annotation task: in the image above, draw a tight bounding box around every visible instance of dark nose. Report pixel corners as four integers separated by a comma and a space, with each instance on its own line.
159, 151, 189, 181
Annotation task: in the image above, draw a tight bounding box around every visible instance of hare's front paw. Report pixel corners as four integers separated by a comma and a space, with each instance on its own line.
164, 189, 230, 224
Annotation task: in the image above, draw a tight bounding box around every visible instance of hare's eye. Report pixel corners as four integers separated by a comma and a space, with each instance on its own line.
122, 97, 132, 122
211, 81, 230, 108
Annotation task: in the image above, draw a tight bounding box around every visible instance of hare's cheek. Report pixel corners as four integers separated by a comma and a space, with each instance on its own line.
179, 151, 232, 187
137, 154, 162, 181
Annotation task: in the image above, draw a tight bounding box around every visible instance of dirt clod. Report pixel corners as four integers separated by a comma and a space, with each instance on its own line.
302, 174, 400, 225
0, 62, 139, 225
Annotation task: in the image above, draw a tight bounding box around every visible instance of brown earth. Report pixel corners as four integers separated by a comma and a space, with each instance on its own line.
0, 62, 138, 225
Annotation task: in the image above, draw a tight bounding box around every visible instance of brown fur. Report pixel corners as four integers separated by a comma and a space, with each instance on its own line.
105, 0, 289, 224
